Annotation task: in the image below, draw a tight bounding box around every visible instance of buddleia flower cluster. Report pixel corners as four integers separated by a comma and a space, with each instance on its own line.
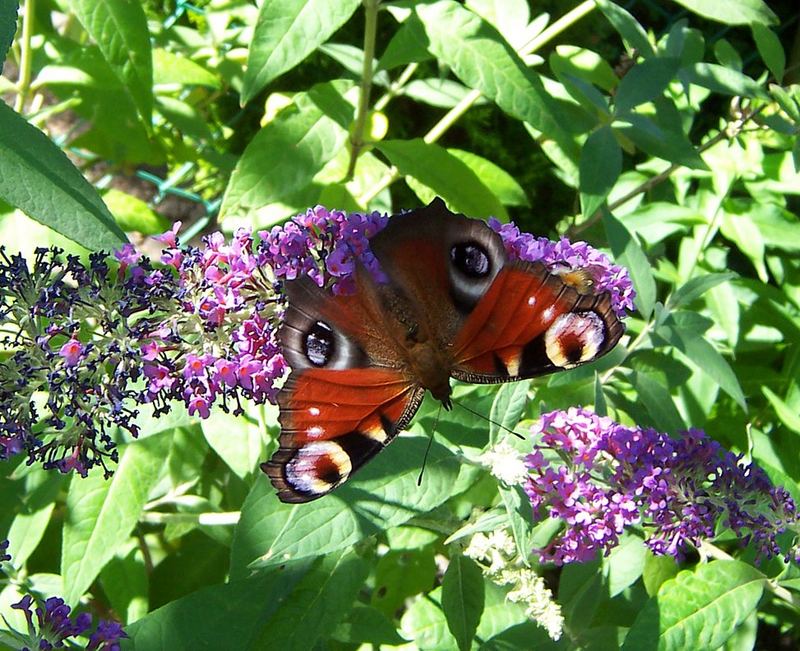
0, 540, 126, 650
0, 203, 633, 479
525, 407, 799, 564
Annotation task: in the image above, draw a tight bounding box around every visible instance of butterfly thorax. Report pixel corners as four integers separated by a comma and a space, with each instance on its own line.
403, 334, 453, 408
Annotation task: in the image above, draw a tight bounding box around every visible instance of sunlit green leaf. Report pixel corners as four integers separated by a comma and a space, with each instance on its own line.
623, 561, 766, 650
0, 103, 127, 250
242, 0, 360, 103
670, 0, 777, 26
65, 0, 153, 122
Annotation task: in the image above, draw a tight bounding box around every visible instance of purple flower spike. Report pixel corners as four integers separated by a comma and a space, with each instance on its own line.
525, 408, 799, 564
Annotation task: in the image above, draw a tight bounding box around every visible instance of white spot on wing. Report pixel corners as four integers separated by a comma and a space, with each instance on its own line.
544, 312, 605, 368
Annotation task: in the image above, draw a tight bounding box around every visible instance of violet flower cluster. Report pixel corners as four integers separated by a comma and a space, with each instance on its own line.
525, 408, 799, 564
0, 540, 126, 650
0, 204, 632, 480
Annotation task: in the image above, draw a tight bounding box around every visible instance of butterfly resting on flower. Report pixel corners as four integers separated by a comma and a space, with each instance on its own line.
263, 199, 626, 503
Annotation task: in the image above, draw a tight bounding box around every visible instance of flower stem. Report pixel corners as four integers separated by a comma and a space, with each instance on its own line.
14, 0, 36, 113
345, 0, 380, 182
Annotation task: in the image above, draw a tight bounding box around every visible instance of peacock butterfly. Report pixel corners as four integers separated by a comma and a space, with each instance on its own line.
263, 198, 624, 502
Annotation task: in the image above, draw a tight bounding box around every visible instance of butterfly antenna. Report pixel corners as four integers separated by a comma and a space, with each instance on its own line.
452, 400, 525, 440
417, 404, 442, 486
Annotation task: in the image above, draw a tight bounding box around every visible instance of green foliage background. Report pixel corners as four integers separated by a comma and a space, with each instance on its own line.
1, 0, 800, 648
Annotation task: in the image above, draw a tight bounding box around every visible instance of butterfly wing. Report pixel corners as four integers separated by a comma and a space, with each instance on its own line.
451, 261, 624, 383
265, 274, 425, 503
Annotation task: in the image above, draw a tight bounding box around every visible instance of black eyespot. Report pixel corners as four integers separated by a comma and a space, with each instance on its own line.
304, 321, 335, 366
450, 242, 490, 278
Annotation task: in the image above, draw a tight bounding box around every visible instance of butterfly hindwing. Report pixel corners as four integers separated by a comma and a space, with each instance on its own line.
451, 261, 624, 383
265, 368, 424, 502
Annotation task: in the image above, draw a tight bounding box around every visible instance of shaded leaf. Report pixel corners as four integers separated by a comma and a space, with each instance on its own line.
230, 436, 460, 576
603, 211, 657, 319
441, 555, 485, 651
615, 58, 680, 114
682, 63, 767, 99
220, 81, 351, 218
0, 1, 17, 69
580, 125, 621, 219
595, 0, 655, 57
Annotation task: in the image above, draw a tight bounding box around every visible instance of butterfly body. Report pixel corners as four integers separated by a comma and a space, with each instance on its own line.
264, 199, 624, 503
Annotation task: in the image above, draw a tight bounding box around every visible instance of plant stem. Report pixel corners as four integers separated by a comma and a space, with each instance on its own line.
14, 0, 36, 113
358, 1, 596, 205
345, 0, 380, 181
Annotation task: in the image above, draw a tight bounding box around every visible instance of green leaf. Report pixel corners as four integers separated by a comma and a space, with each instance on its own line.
670, 0, 777, 26
656, 313, 746, 410
377, 11, 432, 71
441, 555, 485, 651
595, 0, 655, 57
498, 485, 531, 561
751, 25, 785, 81
220, 81, 351, 218
61, 433, 170, 605
153, 48, 220, 89
449, 149, 529, 207
622, 561, 766, 651
0, 103, 127, 250
721, 209, 768, 281
64, 0, 153, 122
372, 547, 436, 617
0, 2, 17, 69
6, 472, 63, 567
401, 586, 456, 649
126, 562, 314, 648
230, 436, 460, 576
250, 549, 369, 649
616, 113, 708, 169
632, 371, 686, 433
594, 372, 608, 416
489, 381, 530, 443
376, 139, 506, 218
615, 58, 680, 114
332, 604, 407, 645
99, 547, 149, 624
417, 1, 579, 162
580, 125, 621, 219
642, 553, 680, 597
668, 272, 737, 309
603, 211, 656, 319
242, 0, 361, 103
102, 188, 170, 235
682, 63, 767, 99
763, 386, 800, 435
201, 409, 266, 479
